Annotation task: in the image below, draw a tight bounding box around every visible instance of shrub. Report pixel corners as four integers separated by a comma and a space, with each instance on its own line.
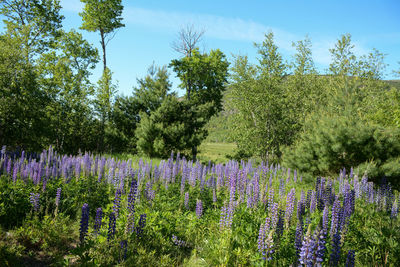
283, 113, 400, 188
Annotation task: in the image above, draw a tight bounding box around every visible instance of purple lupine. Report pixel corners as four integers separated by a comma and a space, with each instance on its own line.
297, 200, 305, 222
55, 188, 61, 207
310, 190, 317, 213
94, 207, 103, 235
345, 250, 355, 267
79, 203, 90, 243
276, 209, 284, 237
391, 199, 398, 219
267, 188, 275, 213
127, 178, 138, 233
315, 229, 327, 265
306, 190, 312, 208
270, 202, 279, 230
330, 197, 342, 237
299, 228, 316, 266
172, 234, 188, 247
330, 232, 341, 266
258, 217, 272, 260
196, 199, 203, 218
219, 205, 228, 230
29, 193, 40, 212
107, 212, 116, 242
322, 206, 329, 234
285, 188, 296, 227
184, 192, 189, 210
136, 213, 146, 237
113, 189, 122, 218
213, 189, 217, 204
295, 221, 303, 258
12, 164, 18, 183
120, 240, 128, 261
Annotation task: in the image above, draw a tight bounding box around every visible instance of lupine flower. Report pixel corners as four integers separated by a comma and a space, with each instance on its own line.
330, 197, 342, 237
94, 207, 103, 235
330, 232, 341, 266
306, 190, 312, 208
276, 209, 284, 237
270, 202, 279, 229
258, 217, 272, 260
113, 189, 122, 218
310, 190, 317, 213
285, 188, 296, 227
108, 212, 116, 242
315, 229, 327, 264
345, 250, 355, 267
172, 234, 188, 247
29, 193, 40, 212
196, 199, 203, 218
184, 192, 189, 210
120, 240, 128, 261
267, 188, 275, 213
295, 221, 303, 258
391, 198, 398, 219
79, 203, 90, 243
55, 188, 61, 207
299, 227, 316, 267
127, 179, 138, 233
136, 213, 146, 237
322, 205, 329, 233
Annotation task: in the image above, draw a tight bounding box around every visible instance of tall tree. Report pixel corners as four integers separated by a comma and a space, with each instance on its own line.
171, 24, 204, 100
0, 0, 64, 150
79, 0, 124, 151
170, 48, 229, 160
227, 32, 297, 161
79, 0, 124, 72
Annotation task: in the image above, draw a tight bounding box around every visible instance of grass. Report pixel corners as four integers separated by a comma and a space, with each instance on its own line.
197, 142, 236, 164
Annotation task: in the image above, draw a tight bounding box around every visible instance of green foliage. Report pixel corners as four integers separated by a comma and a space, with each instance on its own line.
227, 32, 297, 161
170, 48, 229, 159
0, 177, 31, 229
135, 96, 189, 158
79, 0, 124, 35
283, 113, 400, 188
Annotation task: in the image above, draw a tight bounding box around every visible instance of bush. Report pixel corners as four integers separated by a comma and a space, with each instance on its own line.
283, 113, 400, 188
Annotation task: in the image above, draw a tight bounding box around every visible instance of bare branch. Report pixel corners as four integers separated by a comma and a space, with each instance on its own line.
171, 24, 205, 57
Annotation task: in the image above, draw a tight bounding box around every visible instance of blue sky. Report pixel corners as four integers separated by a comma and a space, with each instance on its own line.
10, 0, 400, 95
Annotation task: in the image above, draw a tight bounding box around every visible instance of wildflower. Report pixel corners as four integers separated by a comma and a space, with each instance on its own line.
196, 199, 203, 218
94, 207, 103, 235
108, 212, 116, 242
330, 232, 341, 266
79, 203, 89, 243
345, 250, 355, 267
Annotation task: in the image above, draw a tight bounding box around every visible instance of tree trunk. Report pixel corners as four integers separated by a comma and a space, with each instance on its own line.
192, 145, 197, 162
100, 29, 107, 72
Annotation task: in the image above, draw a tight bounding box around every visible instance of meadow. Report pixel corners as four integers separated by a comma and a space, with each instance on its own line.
0, 145, 399, 266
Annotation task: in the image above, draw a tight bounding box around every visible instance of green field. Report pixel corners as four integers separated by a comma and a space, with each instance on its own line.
198, 142, 236, 163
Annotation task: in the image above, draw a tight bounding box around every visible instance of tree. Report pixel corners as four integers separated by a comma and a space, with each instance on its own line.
79, 0, 124, 72
36, 29, 99, 153
0, 0, 64, 150
109, 65, 172, 153
0, 0, 64, 61
0, 33, 46, 150
227, 32, 290, 161
135, 96, 189, 158
171, 24, 205, 100
79, 0, 124, 151
170, 48, 229, 160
